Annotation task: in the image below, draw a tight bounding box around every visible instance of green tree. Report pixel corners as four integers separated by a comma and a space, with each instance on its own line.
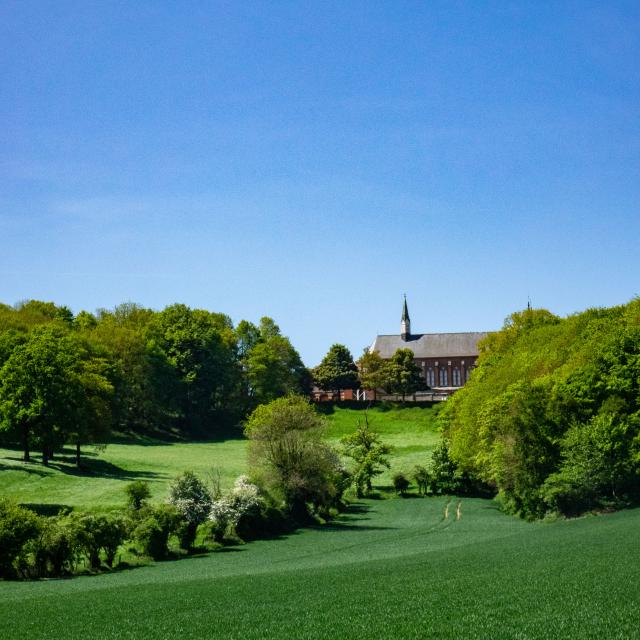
386, 348, 424, 401
146, 304, 238, 434
244, 395, 342, 516
340, 414, 392, 497
313, 344, 359, 399
357, 349, 391, 393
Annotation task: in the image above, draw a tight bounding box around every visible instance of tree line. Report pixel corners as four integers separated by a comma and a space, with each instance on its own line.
0, 300, 309, 464
442, 299, 640, 518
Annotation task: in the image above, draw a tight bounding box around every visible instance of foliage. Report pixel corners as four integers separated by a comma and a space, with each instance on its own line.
340, 414, 391, 497
385, 348, 425, 399
3, 499, 640, 638
126, 480, 151, 511
442, 300, 640, 517
78, 513, 128, 568
413, 465, 431, 495
244, 395, 343, 516
240, 318, 310, 408
29, 514, 84, 578
313, 344, 359, 394
356, 349, 391, 391
209, 475, 263, 542
0, 500, 41, 579
392, 472, 410, 495
168, 471, 213, 549
0, 299, 308, 451
133, 504, 180, 560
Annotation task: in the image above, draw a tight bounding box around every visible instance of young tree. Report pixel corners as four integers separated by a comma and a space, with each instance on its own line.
244, 395, 341, 516
313, 344, 359, 399
340, 414, 392, 497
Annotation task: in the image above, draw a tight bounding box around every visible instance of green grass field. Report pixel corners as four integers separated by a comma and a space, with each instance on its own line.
1, 497, 638, 639
0, 405, 440, 510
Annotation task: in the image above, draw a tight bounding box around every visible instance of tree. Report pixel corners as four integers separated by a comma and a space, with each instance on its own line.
313, 344, 359, 399
386, 348, 424, 401
340, 414, 392, 497
357, 349, 391, 394
146, 304, 238, 434
244, 395, 342, 516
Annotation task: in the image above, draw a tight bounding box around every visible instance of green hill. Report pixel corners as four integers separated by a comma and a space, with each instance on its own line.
1, 497, 638, 639
0, 405, 441, 510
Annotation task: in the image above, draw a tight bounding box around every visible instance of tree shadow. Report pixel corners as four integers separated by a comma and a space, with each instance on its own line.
0, 459, 51, 476
49, 458, 166, 481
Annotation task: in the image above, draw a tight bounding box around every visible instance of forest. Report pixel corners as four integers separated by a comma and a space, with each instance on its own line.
442, 299, 640, 518
0, 300, 310, 464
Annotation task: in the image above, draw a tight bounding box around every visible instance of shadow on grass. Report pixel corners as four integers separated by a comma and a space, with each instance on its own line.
0, 459, 51, 476
48, 457, 166, 482
21, 503, 74, 516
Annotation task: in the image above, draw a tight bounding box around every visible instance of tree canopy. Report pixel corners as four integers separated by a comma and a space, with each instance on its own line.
313, 344, 359, 395
442, 301, 640, 518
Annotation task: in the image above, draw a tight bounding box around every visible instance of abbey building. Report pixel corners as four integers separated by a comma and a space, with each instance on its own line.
369, 298, 489, 392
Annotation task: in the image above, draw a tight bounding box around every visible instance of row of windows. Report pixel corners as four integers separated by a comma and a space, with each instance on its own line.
424, 367, 472, 388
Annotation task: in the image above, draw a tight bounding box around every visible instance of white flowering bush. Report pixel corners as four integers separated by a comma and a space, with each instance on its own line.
167, 471, 213, 550
208, 476, 262, 542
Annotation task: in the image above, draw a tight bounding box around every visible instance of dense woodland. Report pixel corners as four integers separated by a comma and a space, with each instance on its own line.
0, 300, 310, 463
443, 299, 640, 518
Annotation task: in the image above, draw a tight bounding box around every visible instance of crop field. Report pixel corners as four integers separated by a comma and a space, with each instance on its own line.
1, 497, 639, 639
0, 405, 440, 510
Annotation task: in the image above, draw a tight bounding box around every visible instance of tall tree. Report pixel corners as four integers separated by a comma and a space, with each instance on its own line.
241, 317, 309, 407
386, 348, 424, 401
357, 349, 391, 394
313, 344, 359, 399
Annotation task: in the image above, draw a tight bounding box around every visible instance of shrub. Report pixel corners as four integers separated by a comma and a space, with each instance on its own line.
0, 499, 41, 579
133, 504, 180, 560
413, 465, 431, 495
209, 476, 262, 542
167, 471, 212, 550
125, 480, 151, 511
30, 515, 84, 577
78, 514, 128, 569
393, 473, 410, 496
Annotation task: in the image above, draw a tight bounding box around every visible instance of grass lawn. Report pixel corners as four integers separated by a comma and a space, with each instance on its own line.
0, 405, 441, 510
1, 497, 638, 639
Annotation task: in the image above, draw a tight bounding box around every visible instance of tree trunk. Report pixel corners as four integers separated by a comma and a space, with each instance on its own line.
22, 422, 30, 462
76, 442, 81, 468
42, 447, 49, 466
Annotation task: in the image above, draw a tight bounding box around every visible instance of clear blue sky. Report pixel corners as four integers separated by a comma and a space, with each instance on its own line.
1, 1, 639, 365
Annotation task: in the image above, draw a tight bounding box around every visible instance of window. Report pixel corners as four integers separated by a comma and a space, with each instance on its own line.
439, 368, 448, 386
465, 367, 472, 382
452, 368, 461, 386
426, 368, 435, 387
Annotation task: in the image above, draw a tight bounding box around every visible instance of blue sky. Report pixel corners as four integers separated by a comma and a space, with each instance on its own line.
1, 1, 639, 365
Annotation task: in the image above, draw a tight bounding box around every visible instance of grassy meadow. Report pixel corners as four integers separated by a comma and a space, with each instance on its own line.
0, 405, 440, 510
1, 496, 639, 639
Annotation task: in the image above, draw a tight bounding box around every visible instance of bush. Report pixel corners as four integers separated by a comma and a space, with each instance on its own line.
0, 499, 41, 579
209, 476, 262, 543
30, 515, 84, 578
167, 471, 212, 550
125, 480, 151, 511
78, 513, 128, 569
133, 504, 180, 560
413, 465, 431, 495
392, 473, 410, 495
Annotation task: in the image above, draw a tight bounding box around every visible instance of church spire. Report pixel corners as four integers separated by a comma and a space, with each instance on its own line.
400, 294, 411, 341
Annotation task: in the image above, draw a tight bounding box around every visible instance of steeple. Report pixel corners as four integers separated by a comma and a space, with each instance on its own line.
400, 294, 411, 341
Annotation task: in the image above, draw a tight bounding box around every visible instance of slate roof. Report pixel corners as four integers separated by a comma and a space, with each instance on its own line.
370, 332, 489, 359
